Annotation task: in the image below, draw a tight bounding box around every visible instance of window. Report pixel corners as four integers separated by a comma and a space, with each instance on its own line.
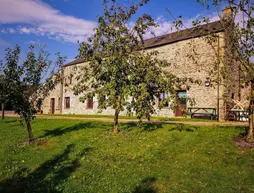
177, 91, 187, 104
159, 93, 169, 107
65, 97, 70, 109
87, 97, 93, 109
64, 76, 73, 86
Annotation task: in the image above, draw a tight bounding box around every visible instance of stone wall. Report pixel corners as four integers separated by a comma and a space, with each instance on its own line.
42, 77, 62, 114
42, 31, 234, 119
148, 32, 226, 118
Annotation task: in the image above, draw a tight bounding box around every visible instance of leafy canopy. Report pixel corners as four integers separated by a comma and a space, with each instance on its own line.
74, 0, 182, 126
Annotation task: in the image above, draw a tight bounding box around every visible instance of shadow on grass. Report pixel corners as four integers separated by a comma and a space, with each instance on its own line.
168, 124, 198, 132
142, 123, 163, 132
217, 125, 249, 136
121, 122, 137, 132
42, 122, 113, 138
2, 119, 18, 124
234, 126, 248, 136
42, 121, 166, 138
0, 119, 22, 128
132, 177, 157, 193
120, 122, 163, 132
0, 144, 91, 193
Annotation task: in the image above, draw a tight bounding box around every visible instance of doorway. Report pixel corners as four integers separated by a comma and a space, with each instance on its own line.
175, 90, 187, 117
50, 98, 55, 114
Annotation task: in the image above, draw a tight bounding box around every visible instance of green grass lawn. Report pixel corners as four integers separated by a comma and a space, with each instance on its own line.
0, 118, 253, 193
39, 113, 217, 122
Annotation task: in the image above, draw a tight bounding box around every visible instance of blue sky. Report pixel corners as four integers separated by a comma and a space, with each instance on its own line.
0, 0, 223, 64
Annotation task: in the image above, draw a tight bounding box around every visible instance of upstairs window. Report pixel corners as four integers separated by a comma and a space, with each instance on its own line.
64, 76, 72, 86
65, 97, 70, 109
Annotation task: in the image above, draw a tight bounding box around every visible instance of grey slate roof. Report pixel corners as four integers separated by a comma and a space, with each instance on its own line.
142, 21, 224, 49
64, 20, 224, 67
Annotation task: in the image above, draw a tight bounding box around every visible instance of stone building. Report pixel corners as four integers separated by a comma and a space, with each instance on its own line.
42, 6, 241, 120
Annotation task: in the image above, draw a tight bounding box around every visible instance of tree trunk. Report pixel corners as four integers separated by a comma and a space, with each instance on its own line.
113, 94, 121, 133
247, 80, 254, 142
25, 119, 34, 143
1, 103, 4, 120
114, 110, 119, 133
146, 113, 151, 121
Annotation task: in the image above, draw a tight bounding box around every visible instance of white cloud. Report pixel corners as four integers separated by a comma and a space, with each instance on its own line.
0, 0, 96, 43
24, 39, 41, 45
0, 0, 221, 43
144, 12, 220, 39
1, 0, 246, 45
19, 27, 31, 34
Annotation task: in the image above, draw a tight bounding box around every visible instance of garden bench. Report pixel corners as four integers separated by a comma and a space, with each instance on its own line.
188, 107, 217, 120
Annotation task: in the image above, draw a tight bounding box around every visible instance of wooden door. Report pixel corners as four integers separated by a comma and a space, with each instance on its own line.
50, 98, 55, 114
175, 91, 187, 117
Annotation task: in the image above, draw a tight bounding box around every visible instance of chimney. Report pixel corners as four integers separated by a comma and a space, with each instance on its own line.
222, 6, 233, 20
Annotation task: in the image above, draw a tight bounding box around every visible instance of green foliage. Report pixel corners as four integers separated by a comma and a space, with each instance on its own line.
127, 51, 177, 121
74, 0, 187, 130
168, 0, 254, 141
0, 46, 21, 117
194, 1, 254, 86
1, 45, 65, 142
197, 0, 254, 141
0, 118, 253, 192
75, 0, 157, 130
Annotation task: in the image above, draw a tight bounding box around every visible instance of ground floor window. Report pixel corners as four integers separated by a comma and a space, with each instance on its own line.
65, 97, 70, 109
87, 97, 93, 109
159, 93, 169, 108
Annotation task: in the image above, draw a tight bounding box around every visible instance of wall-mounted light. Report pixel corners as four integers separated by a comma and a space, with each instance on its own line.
205, 78, 212, 87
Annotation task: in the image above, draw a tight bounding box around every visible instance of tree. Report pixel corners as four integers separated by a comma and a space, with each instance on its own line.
3, 45, 65, 142
0, 47, 21, 120
127, 51, 177, 122
195, 0, 254, 142
74, 0, 183, 132
0, 74, 7, 119
169, 0, 254, 142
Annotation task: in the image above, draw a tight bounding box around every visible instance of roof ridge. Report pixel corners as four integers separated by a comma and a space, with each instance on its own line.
64, 20, 224, 67
143, 20, 221, 41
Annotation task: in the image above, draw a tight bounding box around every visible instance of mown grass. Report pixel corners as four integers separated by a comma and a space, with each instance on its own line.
39, 113, 217, 122
0, 118, 253, 193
